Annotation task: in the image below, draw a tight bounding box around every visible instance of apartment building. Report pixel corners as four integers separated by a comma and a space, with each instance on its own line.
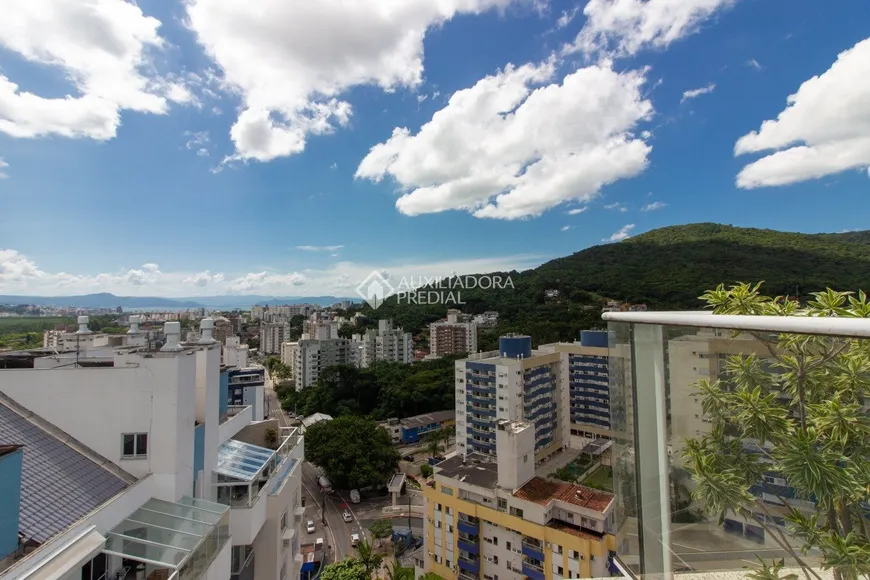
227, 367, 266, 420
538, 331, 619, 449
281, 338, 357, 389
213, 316, 234, 343
0, 317, 305, 580
429, 310, 478, 358
356, 319, 413, 368
224, 335, 250, 368
422, 420, 618, 580
455, 336, 563, 462
260, 322, 291, 354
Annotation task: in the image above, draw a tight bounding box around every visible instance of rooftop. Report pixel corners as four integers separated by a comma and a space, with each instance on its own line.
301, 412, 333, 428
0, 396, 133, 544
400, 410, 455, 429
435, 453, 498, 489
513, 476, 614, 513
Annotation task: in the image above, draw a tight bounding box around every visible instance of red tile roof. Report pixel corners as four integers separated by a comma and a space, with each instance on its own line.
512, 476, 613, 513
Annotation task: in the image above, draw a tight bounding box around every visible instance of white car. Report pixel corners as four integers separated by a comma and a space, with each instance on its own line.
306, 520, 315, 534
342, 510, 353, 523
350, 533, 360, 547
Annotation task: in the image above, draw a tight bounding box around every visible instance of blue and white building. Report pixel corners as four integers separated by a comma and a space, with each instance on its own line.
455, 335, 563, 462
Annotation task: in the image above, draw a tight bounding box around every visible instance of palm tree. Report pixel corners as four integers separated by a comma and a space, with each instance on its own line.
355, 538, 384, 576
424, 430, 444, 458
384, 558, 413, 580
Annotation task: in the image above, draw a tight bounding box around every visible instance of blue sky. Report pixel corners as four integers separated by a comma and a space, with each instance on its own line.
0, 0, 868, 297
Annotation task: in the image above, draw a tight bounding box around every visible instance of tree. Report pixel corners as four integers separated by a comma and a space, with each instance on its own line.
423, 428, 450, 458
419, 464, 433, 478
369, 519, 393, 540
682, 283, 870, 580
385, 558, 414, 580
305, 416, 400, 490
355, 539, 384, 576
420, 573, 445, 580
321, 558, 369, 580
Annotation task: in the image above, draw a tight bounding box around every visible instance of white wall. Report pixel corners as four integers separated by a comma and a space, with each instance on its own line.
0, 351, 197, 502
197, 345, 222, 502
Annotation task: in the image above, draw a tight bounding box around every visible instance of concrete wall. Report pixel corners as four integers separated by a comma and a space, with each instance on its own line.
0, 352, 197, 501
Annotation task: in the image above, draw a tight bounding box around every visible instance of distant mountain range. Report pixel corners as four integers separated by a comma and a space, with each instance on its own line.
0, 293, 358, 310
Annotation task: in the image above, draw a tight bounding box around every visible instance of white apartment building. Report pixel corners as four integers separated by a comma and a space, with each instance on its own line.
224, 335, 250, 368
260, 323, 290, 354
281, 338, 357, 389
355, 319, 413, 368
0, 317, 305, 580
429, 311, 478, 358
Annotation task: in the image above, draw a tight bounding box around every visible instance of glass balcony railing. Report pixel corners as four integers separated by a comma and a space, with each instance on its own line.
605, 306, 870, 579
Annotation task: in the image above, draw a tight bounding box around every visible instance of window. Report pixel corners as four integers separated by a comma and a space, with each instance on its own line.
446, 507, 453, 515
448, 525, 453, 533
442, 486, 454, 496
570, 550, 579, 559
492, 536, 498, 546
446, 559, 452, 568
281, 509, 288, 531
497, 498, 507, 511
506, 541, 511, 550
492, 555, 499, 564
435, 503, 442, 512
122, 433, 148, 458
509, 507, 523, 518
555, 545, 562, 554
557, 567, 564, 576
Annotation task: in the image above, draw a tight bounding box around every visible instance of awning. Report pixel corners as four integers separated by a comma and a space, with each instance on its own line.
103, 497, 228, 570
215, 439, 275, 482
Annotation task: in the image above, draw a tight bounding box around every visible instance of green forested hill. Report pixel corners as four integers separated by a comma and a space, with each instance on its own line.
358, 223, 870, 347
536, 223, 870, 309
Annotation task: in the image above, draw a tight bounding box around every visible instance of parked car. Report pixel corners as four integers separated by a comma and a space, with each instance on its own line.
306, 520, 315, 533
350, 533, 360, 547
315, 538, 324, 551
402, 454, 414, 462
342, 510, 353, 523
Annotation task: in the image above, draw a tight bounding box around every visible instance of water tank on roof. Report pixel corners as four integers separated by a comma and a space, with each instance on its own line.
580, 330, 609, 348
499, 335, 532, 359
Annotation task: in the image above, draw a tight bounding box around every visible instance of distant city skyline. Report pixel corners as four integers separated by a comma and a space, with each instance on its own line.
1, 0, 868, 297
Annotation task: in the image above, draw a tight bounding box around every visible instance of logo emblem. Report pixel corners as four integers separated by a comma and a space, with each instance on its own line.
356, 271, 395, 309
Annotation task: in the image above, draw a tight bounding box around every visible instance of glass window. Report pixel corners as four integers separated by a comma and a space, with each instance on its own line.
122, 433, 147, 458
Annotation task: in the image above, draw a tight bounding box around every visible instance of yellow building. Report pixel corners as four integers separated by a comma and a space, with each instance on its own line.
422, 420, 617, 580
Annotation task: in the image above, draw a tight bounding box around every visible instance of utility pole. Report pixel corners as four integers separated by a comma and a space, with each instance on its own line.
408, 491, 412, 537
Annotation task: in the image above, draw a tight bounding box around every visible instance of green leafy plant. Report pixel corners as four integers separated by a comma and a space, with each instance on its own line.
682, 283, 870, 580
321, 558, 369, 580
370, 519, 393, 540
419, 464, 433, 478
355, 538, 384, 575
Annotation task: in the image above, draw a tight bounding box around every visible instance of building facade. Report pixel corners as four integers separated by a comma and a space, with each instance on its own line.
260, 322, 291, 354
281, 338, 356, 389
0, 318, 305, 580
356, 320, 413, 367
455, 336, 563, 462
430, 311, 478, 358
422, 420, 618, 580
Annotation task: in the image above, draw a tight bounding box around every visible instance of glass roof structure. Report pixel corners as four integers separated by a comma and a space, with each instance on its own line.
103, 497, 229, 570
215, 439, 276, 481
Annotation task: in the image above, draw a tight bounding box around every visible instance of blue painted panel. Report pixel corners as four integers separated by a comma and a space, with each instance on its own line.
521, 562, 546, 580
457, 539, 479, 554
458, 558, 479, 575
499, 336, 531, 359
580, 330, 609, 348
457, 520, 478, 536
522, 545, 544, 561
219, 370, 229, 418
0, 448, 22, 559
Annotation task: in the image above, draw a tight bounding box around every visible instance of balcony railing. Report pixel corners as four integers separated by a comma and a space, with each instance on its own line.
605, 309, 870, 578
215, 428, 302, 508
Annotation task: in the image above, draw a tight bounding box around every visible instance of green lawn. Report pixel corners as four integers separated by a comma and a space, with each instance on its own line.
581, 466, 613, 492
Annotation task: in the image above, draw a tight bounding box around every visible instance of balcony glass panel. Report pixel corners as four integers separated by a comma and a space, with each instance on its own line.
607, 311, 870, 578
215, 439, 275, 481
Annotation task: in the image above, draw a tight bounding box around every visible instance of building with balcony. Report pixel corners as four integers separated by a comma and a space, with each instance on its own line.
455, 335, 562, 462
0, 318, 305, 580
429, 311, 478, 358
280, 338, 357, 389
226, 367, 266, 420
260, 323, 291, 355
355, 320, 413, 368
223, 336, 250, 368
603, 310, 864, 578
422, 420, 617, 580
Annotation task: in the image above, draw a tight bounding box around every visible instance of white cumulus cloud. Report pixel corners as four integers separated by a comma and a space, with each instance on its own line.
681, 82, 716, 103
184, 0, 532, 163
641, 201, 666, 211
296, 245, 344, 252
0, 0, 192, 141
356, 59, 652, 220
0, 159, 8, 179
566, 207, 588, 215
603, 224, 635, 242
735, 37, 870, 189
565, 0, 738, 58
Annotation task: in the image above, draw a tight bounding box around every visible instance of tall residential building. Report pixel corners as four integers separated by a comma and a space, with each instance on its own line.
227, 366, 266, 420
456, 335, 563, 461
422, 419, 618, 580
0, 318, 305, 580
260, 322, 291, 354
356, 319, 413, 368
430, 310, 478, 357
281, 338, 357, 389
224, 335, 250, 367
539, 331, 617, 448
